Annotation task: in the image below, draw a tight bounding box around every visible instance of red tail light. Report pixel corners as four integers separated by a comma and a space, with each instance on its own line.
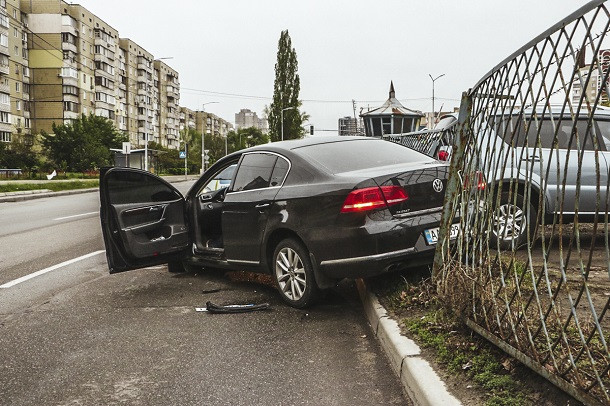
341, 186, 408, 213
437, 150, 450, 161
463, 171, 486, 190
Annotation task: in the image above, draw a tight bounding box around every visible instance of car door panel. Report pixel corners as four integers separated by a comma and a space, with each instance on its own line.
100, 167, 190, 273
111, 200, 189, 258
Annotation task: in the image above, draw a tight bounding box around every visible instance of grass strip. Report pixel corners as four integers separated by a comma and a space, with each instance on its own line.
0, 180, 99, 193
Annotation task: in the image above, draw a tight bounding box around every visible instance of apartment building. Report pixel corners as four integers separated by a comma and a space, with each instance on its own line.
235, 108, 268, 133
154, 59, 180, 149
118, 38, 155, 147
3, 0, 186, 150
195, 110, 233, 139
179, 106, 196, 132
21, 1, 116, 134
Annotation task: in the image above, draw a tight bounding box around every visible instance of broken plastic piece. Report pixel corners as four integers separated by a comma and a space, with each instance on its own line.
197, 301, 270, 314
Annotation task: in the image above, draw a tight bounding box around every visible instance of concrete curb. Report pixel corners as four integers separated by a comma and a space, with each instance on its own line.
0, 188, 98, 203
356, 279, 461, 406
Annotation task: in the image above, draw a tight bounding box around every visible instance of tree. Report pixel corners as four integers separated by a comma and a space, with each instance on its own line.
226, 127, 269, 154
267, 30, 308, 142
179, 128, 202, 174
0, 134, 39, 171
41, 114, 127, 172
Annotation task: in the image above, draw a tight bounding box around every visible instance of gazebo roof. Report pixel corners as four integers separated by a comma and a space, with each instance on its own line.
360, 82, 423, 118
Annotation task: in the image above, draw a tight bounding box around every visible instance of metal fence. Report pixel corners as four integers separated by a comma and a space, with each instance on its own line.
431, 1, 610, 404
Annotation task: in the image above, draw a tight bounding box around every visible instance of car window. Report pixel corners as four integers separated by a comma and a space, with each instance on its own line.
494, 116, 607, 151
231, 153, 277, 192
293, 139, 433, 174
270, 157, 289, 187
200, 164, 236, 194
106, 170, 180, 204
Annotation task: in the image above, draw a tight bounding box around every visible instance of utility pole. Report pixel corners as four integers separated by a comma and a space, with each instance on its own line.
429, 73, 445, 126
352, 99, 358, 136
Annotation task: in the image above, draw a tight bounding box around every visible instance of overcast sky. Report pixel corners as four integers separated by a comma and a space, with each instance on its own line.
74, 0, 593, 134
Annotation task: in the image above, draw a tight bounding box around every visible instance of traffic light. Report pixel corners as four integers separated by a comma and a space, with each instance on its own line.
310, 125, 314, 135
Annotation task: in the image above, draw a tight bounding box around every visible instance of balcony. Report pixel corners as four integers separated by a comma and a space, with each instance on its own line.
0, 63, 8, 75
137, 62, 151, 72
94, 37, 115, 52
62, 41, 77, 54
137, 87, 148, 97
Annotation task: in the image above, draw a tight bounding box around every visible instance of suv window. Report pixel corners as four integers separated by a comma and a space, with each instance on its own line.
231, 153, 277, 192
493, 116, 608, 151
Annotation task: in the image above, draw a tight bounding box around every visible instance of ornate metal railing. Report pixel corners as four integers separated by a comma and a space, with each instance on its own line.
432, 1, 610, 404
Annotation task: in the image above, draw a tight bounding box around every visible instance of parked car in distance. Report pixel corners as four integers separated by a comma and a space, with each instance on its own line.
99, 136, 451, 307
430, 107, 610, 249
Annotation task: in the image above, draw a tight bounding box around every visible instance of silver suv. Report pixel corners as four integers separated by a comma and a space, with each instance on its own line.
433, 107, 610, 248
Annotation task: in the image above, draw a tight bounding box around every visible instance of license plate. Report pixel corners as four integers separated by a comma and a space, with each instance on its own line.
424, 224, 460, 245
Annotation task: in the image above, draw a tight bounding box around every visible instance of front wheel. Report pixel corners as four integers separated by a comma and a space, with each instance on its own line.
272, 238, 320, 308
491, 192, 536, 250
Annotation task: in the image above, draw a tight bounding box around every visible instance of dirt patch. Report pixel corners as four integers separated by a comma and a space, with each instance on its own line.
369, 268, 582, 406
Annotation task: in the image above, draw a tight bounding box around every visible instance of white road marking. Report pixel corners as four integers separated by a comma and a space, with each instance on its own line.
0, 250, 105, 288
53, 211, 98, 221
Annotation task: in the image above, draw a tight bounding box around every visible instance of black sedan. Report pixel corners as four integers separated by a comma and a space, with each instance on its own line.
99, 136, 449, 308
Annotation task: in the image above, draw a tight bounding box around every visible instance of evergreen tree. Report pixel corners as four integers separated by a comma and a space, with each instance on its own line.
267, 30, 308, 142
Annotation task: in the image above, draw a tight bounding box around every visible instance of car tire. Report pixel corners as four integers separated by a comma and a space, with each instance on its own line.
491, 192, 536, 250
272, 238, 320, 308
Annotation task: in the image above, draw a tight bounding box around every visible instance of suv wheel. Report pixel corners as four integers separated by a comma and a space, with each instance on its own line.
272, 238, 320, 308
492, 192, 536, 250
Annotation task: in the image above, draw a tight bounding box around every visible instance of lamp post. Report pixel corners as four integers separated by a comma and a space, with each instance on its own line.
428, 73, 445, 126
201, 101, 219, 173
281, 106, 297, 141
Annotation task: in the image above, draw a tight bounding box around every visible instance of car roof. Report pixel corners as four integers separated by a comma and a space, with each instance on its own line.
244, 135, 378, 153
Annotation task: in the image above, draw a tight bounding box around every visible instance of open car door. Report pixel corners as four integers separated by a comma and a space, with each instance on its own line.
100, 167, 190, 273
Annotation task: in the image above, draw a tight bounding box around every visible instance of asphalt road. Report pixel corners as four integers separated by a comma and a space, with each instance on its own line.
0, 182, 410, 405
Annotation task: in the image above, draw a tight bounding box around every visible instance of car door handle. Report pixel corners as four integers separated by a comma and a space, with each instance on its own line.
255, 202, 271, 209
522, 155, 540, 162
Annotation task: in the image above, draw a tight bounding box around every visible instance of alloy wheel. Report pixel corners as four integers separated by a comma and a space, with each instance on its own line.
493, 203, 525, 242
275, 247, 307, 301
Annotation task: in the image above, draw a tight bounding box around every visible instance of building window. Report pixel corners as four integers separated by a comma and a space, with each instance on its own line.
24, 118, 30, 128
0, 34, 7, 47
14, 63, 18, 75
14, 45, 18, 56
0, 92, 9, 105
0, 131, 11, 143
13, 27, 17, 37
63, 101, 79, 113
22, 67, 29, 77
61, 67, 78, 79
0, 14, 8, 29
0, 111, 10, 123
15, 100, 20, 110
15, 82, 19, 92
62, 85, 79, 96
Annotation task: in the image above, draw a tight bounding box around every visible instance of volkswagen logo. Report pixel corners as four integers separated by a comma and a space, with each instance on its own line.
432, 179, 444, 193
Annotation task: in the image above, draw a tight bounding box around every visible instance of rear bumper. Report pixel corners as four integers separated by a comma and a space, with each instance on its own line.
310, 210, 443, 279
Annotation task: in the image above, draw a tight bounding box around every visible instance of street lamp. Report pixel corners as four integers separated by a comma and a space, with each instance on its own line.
429, 73, 445, 126
201, 101, 219, 173
281, 106, 297, 141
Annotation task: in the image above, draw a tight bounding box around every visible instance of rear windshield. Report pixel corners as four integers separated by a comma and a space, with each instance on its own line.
293, 139, 433, 173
